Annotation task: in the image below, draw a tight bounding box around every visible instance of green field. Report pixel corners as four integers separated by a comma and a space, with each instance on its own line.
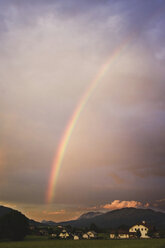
0, 237, 165, 248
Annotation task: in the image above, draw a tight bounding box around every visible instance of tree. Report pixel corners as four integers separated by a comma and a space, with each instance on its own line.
66, 225, 73, 232
90, 223, 99, 232
0, 210, 29, 241
147, 226, 157, 238
118, 224, 129, 231
115, 229, 118, 239
136, 229, 141, 239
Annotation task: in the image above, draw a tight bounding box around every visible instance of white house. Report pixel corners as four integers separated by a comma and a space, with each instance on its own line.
118, 231, 129, 239
82, 231, 97, 239
73, 235, 80, 240
82, 233, 89, 239
129, 221, 149, 238
110, 230, 129, 239
87, 231, 97, 238
51, 233, 57, 238
110, 233, 115, 239
110, 221, 150, 239
59, 230, 70, 239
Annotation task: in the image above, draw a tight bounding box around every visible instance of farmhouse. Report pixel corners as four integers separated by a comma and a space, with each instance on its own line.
129, 221, 149, 238
73, 231, 83, 240
87, 231, 97, 238
51, 233, 57, 238
73, 235, 80, 240
82, 231, 97, 239
110, 221, 151, 239
110, 230, 129, 239
110, 232, 115, 239
82, 233, 89, 239
59, 229, 70, 239
118, 230, 129, 239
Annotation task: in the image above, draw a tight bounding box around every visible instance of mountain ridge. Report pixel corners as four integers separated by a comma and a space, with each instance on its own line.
78, 211, 103, 220
57, 207, 165, 228
0, 205, 165, 229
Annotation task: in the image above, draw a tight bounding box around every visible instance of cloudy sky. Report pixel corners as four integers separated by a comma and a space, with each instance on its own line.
0, 0, 165, 221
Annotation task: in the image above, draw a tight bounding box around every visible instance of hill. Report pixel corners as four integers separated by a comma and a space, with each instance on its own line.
59, 208, 165, 229
0, 205, 14, 217
1, 205, 165, 229
0, 205, 40, 226
41, 220, 57, 226
78, 211, 102, 220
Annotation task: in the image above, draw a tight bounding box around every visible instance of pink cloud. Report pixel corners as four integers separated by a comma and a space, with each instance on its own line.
102, 200, 142, 210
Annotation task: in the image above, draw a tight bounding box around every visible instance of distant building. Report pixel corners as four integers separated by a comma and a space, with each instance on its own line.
110, 233, 115, 239
110, 230, 129, 239
118, 230, 130, 239
57, 225, 63, 228
59, 229, 70, 239
73, 235, 80, 240
82, 233, 89, 239
51, 233, 57, 238
87, 231, 97, 239
73, 231, 83, 240
129, 221, 149, 238
110, 221, 151, 239
82, 231, 97, 239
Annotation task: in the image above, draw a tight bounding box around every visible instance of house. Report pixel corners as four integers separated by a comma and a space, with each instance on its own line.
82, 231, 97, 239
74, 235, 80, 240
59, 229, 70, 239
73, 231, 83, 240
57, 225, 63, 228
129, 221, 149, 238
51, 233, 57, 238
110, 230, 129, 239
110, 232, 115, 239
118, 230, 129, 239
110, 221, 151, 239
87, 231, 97, 238
82, 233, 89, 239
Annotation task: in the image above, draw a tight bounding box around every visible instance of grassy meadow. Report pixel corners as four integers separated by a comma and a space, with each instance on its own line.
0, 237, 165, 248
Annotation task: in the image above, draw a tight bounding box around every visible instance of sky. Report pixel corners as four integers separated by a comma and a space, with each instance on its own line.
0, 0, 165, 222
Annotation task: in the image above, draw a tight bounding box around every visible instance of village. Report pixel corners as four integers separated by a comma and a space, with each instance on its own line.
29, 220, 161, 240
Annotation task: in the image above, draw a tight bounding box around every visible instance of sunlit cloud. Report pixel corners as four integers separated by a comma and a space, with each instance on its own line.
102, 200, 142, 210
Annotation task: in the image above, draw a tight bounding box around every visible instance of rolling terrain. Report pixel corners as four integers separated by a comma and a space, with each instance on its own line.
1, 205, 165, 229
57, 208, 165, 228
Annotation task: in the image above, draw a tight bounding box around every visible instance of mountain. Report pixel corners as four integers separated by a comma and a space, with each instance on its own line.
0, 205, 41, 226
29, 219, 42, 226
58, 208, 165, 229
78, 211, 102, 220
41, 220, 57, 226
0, 205, 14, 217
1, 205, 165, 229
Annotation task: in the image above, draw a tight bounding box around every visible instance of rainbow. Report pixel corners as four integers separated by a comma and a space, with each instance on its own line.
46, 35, 134, 203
